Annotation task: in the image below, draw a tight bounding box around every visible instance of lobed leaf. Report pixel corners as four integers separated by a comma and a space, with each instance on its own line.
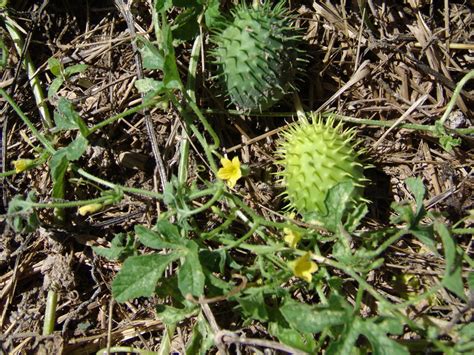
112, 253, 179, 302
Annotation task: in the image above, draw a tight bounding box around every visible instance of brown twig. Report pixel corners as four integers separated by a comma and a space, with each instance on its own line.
113, 0, 167, 192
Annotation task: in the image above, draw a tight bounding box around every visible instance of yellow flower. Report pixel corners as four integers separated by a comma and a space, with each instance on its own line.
289, 253, 318, 283
13, 159, 34, 173
284, 228, 301, 248
217, 156, 242, 188
78, 203, 103, 216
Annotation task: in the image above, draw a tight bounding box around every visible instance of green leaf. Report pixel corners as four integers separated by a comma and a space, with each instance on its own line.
178, 241, 205, 297
48, 77, 64, 98
269, 322, 317, 353
160, 22, 181, 88
154, 0, 173, 13
199, 249, 225, 274
326, 321, 359, 355
458, 322, 474, 344
136, 36, 164, 70
390, 178, 426, 227
92, 233, 136, 261
49, 135, 88, 203
345, 202, 368, 232
63, 63, 88, 77
324, 181, 355, 230
439, 134, 461, 152
112, 253, 179, 302
156, 304, 198, 326
405, 177, 425, 219
204, 0, 221, 28
135, 78, 165, 94
172, 6, 201, 41
410, 225, 438, 254
63, 135, 89, 161
468, 271, 474, 292
280, 299, 350, 333
202, 268, 231, 294
136, 221, 183, 250
54, 98, 89, 136
163, 180, 176, 206
7, 192, 40, 233
0, 38, 8, 69
435, 221, 466, 300
356, 318, 409, 355
50, 151, 68, 200
48, 57, 62, 77
186, 313, 214, 355
434, 121, 462, 152
237, 288, 269, 322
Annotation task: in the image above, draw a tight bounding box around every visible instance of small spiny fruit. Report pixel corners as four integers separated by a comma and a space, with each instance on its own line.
211, 1, 302, 111
275, 114, 366, 218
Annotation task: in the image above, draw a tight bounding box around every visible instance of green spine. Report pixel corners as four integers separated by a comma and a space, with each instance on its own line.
275, 114, 366, 217
211, 1, 302, 111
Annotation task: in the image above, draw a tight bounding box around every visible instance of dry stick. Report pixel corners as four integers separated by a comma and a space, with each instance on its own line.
314, 59, 371, 114
200, 302, 228, 355
107, 299, 114, 355
114, 0, 167, 192
371, 94, 429, 150
216, 331, 308, 355
353, 7, 366, 71
443, 0, 450, 68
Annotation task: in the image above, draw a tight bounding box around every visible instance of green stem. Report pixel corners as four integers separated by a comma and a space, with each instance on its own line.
187, 184, 221, 200
42, 289, 58, 335
0, 169, 16, 177
76, 168, 163, 200
451, 227, 474, 235
228, 193, 308, 233
179, 185, 223, 218
184, 94, 220, 151
222, 224, 259, 250
157, 324, 176, 355
185, 35, 201, 103
19, 195, 114, 210
168, 94, 218, 172
385, 284, 444, 311
178, 35, 202, 185
3, 15, 53, 129
353, 284, 365, 315
203, 109, 473, 134
88, 99, 160, 135
438, 70, 474, 126
0, 88, 55, 154
201, 209, 237, 240
364, 229, 408, 258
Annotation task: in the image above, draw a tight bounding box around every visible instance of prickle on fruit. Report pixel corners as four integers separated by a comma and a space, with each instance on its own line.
210, 1, 303, 111
275, 114, 366, 218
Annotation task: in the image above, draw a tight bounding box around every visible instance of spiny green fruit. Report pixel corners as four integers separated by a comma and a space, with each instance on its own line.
211, 1, 302, 111
275, 114, 366, 218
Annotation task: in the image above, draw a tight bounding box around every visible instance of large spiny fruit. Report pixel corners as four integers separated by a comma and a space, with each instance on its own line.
276, 114, 366, 218
211, 1, 301, 111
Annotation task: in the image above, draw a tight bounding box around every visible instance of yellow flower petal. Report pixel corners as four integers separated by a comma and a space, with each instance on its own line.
13, 159, 34, 173
284, 228, 302, 248
231, 156, 240, 168
78, 203, 103, 216
217, 156, 242, 188
289, 253, 318, 283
